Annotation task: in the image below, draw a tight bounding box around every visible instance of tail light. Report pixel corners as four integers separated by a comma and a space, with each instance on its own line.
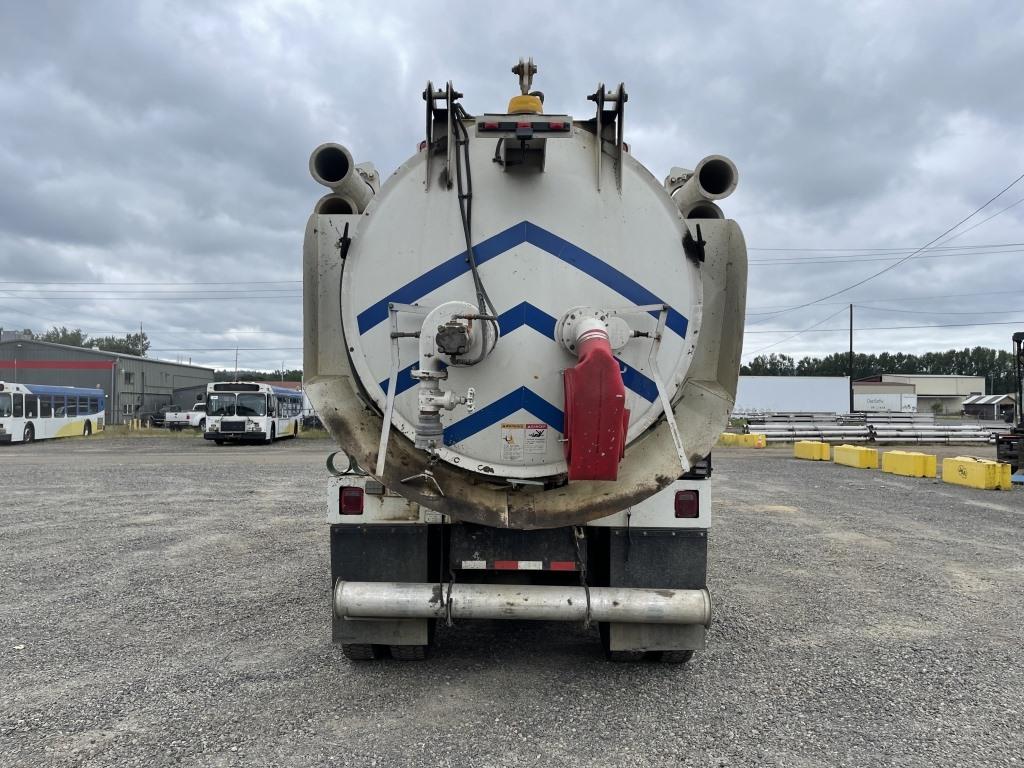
674, 490, 699, 518
339, 487, 364, 515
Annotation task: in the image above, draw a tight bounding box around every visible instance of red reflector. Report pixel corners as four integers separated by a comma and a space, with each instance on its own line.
550, 561, 577, 571
674, 490, 699, 518
340, 487, 364, 515
549, 121, 564, 130
493, 560, 518, 570
516, 121, 530, 128
482, 122, 499, 130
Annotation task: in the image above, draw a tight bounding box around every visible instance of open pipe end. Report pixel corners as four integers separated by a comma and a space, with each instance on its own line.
315, 193, 358, 215
695, 155, 738, 200
681, 201, 724, 220
310, 142, 355, 188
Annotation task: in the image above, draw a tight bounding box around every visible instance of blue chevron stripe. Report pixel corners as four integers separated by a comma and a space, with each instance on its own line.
356, 221, 689, 339
378, 301, 659, 403
443, 387, 565, 446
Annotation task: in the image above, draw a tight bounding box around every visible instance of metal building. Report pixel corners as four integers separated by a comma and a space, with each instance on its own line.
734, 376, 850, 415
856, 374, 985, 415
0, 340, 214, 424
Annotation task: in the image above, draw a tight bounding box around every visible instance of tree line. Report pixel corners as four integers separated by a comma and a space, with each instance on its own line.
25, 326, 152, 357
741, 346, 1018, 393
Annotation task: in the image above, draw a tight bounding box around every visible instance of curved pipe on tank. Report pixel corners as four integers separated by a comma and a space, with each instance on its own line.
671, 154, 738, 211
309, 142, 374, 212
314, 192, 359, 216
678, 200, 724, 220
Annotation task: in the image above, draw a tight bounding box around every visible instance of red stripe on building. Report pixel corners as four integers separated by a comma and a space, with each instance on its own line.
0, 360, 115, 370
492, 560, 519, 571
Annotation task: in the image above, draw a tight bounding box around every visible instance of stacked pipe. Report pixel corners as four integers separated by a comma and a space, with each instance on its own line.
665, 155, 738, 219
309, 142, 379, 214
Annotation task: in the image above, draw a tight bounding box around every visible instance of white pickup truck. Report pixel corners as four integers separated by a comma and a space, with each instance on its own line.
164, 402, 206, 431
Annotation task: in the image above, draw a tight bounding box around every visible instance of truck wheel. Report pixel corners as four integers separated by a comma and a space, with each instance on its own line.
267, 425, 276, 444
23, 424, 34, 443
144, 417, 153, 428
341, 644, 380, 661
389, 645, 429, 661
606, 650, 646, 662
84, 421, 92, 436
198, 419, 206, 432
655, 650, 695, 664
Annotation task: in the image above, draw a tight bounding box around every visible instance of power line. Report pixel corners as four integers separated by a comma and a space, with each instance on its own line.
0, 279, 301, 286
742, 306, 849, 357
852, 305, 1023, 316
745, 318, 1024, 336
0, 294, 301, 302
751, 170, 1024, 318
747, 241, 1024, 253
749, 246, 1024, 266
747, 288, 1024, 314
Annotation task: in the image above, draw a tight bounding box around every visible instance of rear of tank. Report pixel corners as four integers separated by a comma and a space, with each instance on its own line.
303, 66, 746, 661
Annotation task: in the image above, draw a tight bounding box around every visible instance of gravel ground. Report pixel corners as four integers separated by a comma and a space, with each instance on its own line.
1, 436, 1022, 767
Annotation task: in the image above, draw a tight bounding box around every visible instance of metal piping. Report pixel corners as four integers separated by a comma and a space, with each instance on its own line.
309, 142, 375, 212
314, 192, 359, 216
669, 154, 739, 210
333, 581, 712, 626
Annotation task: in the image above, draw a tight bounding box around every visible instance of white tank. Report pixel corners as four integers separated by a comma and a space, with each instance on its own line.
303, 64, 747, 528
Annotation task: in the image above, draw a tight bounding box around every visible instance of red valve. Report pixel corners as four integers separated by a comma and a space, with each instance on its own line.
562, 327, 629, 481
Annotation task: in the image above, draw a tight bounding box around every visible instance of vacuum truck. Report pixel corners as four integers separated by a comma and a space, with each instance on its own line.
303, 59, 748, 662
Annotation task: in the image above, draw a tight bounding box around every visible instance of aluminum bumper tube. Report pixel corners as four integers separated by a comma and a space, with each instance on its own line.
333, 581, 712, 626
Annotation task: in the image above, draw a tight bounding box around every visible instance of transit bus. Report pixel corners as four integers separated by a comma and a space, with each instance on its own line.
0, 381, 105, 444
203, 382, 302, 444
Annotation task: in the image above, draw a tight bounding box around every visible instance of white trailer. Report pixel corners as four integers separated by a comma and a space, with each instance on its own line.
303, 59, 747, 662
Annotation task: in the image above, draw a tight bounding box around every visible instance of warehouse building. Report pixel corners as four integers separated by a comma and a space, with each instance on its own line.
0, 340, 214, 424
856, 374, 985, 415
852, 380, 917, 412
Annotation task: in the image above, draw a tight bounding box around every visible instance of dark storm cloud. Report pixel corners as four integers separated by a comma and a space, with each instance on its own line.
1, 0, 1022, 370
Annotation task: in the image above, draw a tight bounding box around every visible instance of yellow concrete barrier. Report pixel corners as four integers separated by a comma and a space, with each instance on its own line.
882, 450, 937, 478
737, 433, 767, 448
794, 441, 830, 461
719, 432, 738, 446
941, 457, 1013, 490
833, 444, 879, 469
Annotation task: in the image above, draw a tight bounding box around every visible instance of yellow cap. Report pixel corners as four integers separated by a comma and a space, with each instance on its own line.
507, 94, 543, 114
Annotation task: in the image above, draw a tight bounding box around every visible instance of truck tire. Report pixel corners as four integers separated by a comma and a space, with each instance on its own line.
23, 423, 34, 443
198, 419, 206, 432
606, 650, 646, 662
84, 421, 92, 436
341, 644, 380, 661
389, 645, 429, 661
655, 650, 694, 664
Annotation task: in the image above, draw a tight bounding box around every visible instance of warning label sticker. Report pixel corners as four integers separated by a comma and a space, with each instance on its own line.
500, 423, 524, 462
524, 423, 548, 455
500, 422, 548, 462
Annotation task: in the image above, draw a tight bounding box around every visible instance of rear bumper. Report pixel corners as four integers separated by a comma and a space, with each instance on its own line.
204, 432, 266, 441
334, 581, 712, 626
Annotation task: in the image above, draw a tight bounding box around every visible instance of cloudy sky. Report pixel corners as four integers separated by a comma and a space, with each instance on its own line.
1, 0, 1022, 371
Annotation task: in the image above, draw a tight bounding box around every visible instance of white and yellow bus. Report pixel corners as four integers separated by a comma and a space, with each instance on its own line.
203, 382, 302, 445
0, 381, 105, 444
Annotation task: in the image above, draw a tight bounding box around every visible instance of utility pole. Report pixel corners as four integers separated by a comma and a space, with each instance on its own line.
234, 348, 239, 382
848, 303, 854, 414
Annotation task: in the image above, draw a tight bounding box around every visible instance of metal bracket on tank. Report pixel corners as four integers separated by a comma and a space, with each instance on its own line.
376, 302, 430, 477
587, 82, 627, 192
600, 302, 690, 474
422, 81, 459, 191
